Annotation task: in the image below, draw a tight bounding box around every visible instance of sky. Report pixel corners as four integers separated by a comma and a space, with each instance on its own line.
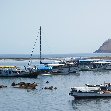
0, 0, 111, 54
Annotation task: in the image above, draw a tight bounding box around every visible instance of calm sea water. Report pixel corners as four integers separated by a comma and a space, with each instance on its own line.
0, 54, 111, 111
1, 53, 111, 58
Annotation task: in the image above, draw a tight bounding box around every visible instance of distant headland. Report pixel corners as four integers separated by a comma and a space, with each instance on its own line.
94, 39, 111, 53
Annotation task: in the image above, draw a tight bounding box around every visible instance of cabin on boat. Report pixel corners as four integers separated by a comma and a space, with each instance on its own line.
78, 59, 100, 71
36, 64, 52, 73
78, 59, 111, 71
92, 61, 111, 70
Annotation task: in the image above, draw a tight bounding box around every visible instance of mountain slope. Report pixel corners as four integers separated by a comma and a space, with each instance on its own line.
94, 39, 111, 53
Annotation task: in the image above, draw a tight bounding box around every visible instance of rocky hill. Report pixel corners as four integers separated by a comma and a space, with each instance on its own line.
94, 39, 111, 53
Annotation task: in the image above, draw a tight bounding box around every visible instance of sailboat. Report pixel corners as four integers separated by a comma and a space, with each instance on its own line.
35, 26, 79, 75
35, 26, 53, 75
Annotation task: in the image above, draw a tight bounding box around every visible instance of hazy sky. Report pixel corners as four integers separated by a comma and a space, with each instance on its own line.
0, 0, 111, 54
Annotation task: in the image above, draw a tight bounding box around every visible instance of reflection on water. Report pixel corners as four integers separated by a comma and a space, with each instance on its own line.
72, 98, 111, 111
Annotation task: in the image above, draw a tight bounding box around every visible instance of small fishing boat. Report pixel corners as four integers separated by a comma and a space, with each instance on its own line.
78, 59, 111, 71
69, 82, 111, 99
46, 59, 79, 74
0, 66, 38, 78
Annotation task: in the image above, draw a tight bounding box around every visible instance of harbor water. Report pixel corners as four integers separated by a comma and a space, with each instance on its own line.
0, 54, 111, 111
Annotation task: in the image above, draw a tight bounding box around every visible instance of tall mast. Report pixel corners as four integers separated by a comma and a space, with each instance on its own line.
40, 26, 42, 64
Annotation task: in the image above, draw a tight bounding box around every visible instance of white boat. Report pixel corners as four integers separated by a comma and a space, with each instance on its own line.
78, 59, 98, 71
0, 66, 38, 78
69, 83, 111, 99
78, 59, 111, 71
47, 61, 79, 74
91, 61, 111, 71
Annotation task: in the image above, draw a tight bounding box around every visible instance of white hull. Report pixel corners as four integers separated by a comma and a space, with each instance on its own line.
52, 67, 78, 75
69, 83, 111, 99
0, 66, 38, 78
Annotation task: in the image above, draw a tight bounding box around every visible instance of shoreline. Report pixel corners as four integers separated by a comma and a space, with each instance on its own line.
0, 56, 111, 60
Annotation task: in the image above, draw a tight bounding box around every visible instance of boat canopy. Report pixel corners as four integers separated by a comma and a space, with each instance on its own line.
37, 65, 52, 70
79, 59, 100, 62
0, 66, 16, 68
93, 61, 111, 64
48, 63, 65, 67
73, 86, 100, 92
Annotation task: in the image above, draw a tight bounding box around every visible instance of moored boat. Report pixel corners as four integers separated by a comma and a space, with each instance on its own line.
69, 82, 111, 99
47, 63, 79, 74
0, 66, 38, 78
